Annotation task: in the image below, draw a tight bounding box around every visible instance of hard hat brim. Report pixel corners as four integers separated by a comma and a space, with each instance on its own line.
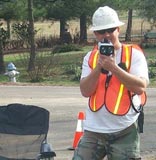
90, 21, 125, 31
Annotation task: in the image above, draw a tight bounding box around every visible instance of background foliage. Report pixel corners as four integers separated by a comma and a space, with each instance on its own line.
0, 0, 156, 85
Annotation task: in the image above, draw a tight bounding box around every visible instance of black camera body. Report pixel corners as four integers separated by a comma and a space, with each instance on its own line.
98, 41, 114, 74
99, 42, 114, 56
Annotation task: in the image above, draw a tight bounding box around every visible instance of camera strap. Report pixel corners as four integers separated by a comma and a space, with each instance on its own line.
118, 62, 127, 71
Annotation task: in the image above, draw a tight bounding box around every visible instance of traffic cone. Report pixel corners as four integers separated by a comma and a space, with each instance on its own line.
68, 111, 85, 150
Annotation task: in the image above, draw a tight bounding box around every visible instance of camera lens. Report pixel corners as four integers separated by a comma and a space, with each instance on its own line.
108, 47, 113, 54
100, 46, 107, 54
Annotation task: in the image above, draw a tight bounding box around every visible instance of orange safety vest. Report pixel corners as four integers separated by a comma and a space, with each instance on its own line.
88, 44, 147, 115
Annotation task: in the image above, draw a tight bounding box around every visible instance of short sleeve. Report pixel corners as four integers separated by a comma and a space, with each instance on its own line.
81, 51, 92, 79
130, 48, 149, 83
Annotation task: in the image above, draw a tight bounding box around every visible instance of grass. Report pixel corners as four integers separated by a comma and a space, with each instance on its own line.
1, 45, 155, 87
145, 47, 156, 87
1, 46, 87, 85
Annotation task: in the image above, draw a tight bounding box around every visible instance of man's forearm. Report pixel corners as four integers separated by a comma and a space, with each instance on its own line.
112, 65, 147, 94
80, 66, 101, 97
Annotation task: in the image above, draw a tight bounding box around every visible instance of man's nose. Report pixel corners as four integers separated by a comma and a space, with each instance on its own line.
104, 32, 110, 36
103, 32, 110, 39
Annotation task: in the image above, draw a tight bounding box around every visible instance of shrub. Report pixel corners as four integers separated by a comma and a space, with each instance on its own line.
64, 63, 82, 81
52, 44, 82, 53
17, 51, 58, 82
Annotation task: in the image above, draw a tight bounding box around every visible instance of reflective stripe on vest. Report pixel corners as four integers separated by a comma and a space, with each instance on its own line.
88, 44, 146, 115
109, 45, 132, 115
105, 45, 132, 115
88, 45, 107, 112
114, 84, 124, 114
122, 44, 132, 71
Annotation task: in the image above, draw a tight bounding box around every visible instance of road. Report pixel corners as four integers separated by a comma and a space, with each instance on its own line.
0, 85, 155, 160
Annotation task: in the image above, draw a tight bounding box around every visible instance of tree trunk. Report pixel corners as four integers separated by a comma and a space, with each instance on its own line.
0, 40, 5, 74
27, 0, 36, 71
80, 13, 87, 44
6, 20, 11, 39
60, 18, 66, 41
125, 9, 133, 42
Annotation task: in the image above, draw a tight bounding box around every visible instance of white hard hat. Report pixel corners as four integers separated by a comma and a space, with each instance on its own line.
90, 6, 124, 31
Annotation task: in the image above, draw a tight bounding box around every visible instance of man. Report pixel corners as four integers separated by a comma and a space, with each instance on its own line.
72, 6, 149, 160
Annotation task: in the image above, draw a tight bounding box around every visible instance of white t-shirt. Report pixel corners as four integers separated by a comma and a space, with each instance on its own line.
81, 46, 149, 133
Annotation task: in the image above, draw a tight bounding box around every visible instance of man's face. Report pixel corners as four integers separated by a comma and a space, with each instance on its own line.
94, 27, 119, 44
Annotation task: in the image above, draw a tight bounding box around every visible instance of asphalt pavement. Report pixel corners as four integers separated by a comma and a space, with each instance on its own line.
0, 85, 155, 160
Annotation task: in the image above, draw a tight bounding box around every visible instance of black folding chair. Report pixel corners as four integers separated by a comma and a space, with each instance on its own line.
0, 103, 56, 160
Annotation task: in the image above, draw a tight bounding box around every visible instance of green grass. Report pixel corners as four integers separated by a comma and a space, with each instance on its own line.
1, 45, 155, 87
2, 46, 88, 85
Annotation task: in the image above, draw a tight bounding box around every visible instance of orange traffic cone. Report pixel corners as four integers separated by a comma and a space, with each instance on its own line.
68, 111, 85, 150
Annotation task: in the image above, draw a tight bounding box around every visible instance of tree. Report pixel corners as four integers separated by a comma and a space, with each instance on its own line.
27, 0, 36, 71
138, 0, 156, 30
45, 0, 70, 40
0, 0, 28, 74
123, 0, 139, 42
76, 0, 98, 44
80, 13, 87, 43
42, 0, 99, 43
0, 0, 18, 38
125, 9, 133, 41
0, 25, 8, 74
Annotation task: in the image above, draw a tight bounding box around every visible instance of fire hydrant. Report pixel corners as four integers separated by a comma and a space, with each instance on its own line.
4, 62, 20, 83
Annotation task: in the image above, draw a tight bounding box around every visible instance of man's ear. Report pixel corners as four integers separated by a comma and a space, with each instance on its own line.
94, 31, 98, 36
117, 27, 120, 32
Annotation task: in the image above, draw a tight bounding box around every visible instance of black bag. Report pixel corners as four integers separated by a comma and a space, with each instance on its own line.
138, 107, 144, 133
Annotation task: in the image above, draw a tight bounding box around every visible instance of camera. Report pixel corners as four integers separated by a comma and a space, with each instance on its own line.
98, 41, 114, 74
98, 42, 114, 56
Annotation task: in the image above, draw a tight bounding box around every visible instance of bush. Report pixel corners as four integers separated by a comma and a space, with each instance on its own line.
17, 51, 58, 82
65, 64, 82, 81
52, 44, 82, 53
148, 57, 156, 79
36, 36, 60, 48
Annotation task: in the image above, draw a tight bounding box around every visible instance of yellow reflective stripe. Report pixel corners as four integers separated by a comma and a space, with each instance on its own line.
93, 51, 99, 69
125, 45, 131, 70
125, 46, 129, 68
93, 95, 96, 111
113, 84, 124, 114
92, 51, 99, 111
113, 46, 130, 114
